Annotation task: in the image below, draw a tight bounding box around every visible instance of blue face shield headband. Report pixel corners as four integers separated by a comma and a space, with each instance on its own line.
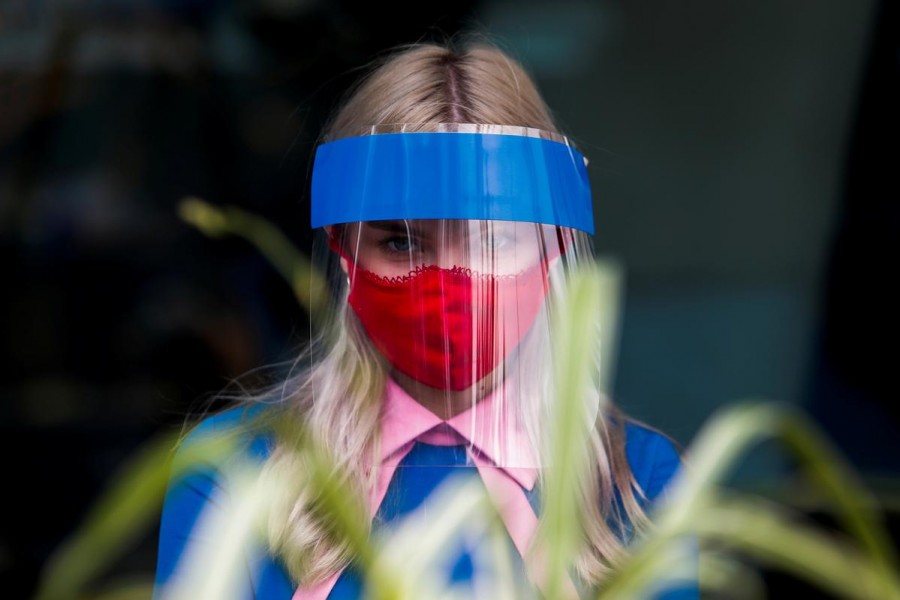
311, 124, 594, 235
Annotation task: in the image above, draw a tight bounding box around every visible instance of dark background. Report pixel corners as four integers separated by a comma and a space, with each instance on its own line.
1, 0, 896, 598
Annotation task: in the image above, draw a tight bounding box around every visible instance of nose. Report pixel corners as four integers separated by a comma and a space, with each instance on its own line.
425, 220, 471, 270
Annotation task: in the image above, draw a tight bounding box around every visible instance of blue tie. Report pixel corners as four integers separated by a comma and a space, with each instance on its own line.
328, 442, 502, 598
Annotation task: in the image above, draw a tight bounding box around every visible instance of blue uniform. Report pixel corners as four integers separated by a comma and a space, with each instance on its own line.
154, 404, 698, 599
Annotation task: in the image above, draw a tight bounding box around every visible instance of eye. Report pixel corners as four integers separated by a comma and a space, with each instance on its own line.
483, 232, 514, 251
384, 236, 418, 253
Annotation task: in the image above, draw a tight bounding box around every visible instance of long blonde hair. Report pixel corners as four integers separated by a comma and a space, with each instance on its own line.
240, 41, 656, 589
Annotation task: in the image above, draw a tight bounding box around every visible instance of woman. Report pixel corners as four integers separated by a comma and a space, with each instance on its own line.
154, 41, 693, 599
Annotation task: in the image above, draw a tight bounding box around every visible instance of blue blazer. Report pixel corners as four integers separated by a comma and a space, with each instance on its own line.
154, 404, 698, 599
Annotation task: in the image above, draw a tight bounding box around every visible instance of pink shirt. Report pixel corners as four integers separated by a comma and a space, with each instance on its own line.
293, 378, 548, 599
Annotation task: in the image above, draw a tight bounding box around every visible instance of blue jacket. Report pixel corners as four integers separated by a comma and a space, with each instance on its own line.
154, 404, 698, 599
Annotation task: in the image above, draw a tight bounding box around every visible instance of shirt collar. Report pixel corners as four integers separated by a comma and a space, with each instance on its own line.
379, 378, 539, 491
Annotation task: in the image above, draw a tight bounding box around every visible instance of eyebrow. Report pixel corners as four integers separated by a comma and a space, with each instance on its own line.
365, 220, 425, 236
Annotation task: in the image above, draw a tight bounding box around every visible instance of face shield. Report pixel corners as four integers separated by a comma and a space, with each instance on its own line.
310, 124, 595, 467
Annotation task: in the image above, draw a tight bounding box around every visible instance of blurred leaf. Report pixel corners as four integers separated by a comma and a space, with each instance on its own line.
35, 432, 238, 600
597, 401, 900, 599
537, 263, 607, 599
178, 197, 331, 327
592, 256, 624, 393
697, 551, 767, 600
692, 492, 900, 600
660, 402, 898, 581
160, 463, 271, 600
88, 579, 155, 600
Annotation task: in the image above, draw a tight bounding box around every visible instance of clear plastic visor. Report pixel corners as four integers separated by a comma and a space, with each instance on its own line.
318, 219, 594, 468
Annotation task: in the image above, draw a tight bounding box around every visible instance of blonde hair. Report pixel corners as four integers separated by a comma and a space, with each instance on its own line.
237, 41, 655, 589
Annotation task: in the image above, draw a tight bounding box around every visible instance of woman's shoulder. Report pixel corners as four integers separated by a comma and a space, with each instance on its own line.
174, 402, 280, 467
621, 419, 686, 505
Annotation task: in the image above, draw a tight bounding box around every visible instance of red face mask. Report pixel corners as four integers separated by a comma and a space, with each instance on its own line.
346, 260, 550, 391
